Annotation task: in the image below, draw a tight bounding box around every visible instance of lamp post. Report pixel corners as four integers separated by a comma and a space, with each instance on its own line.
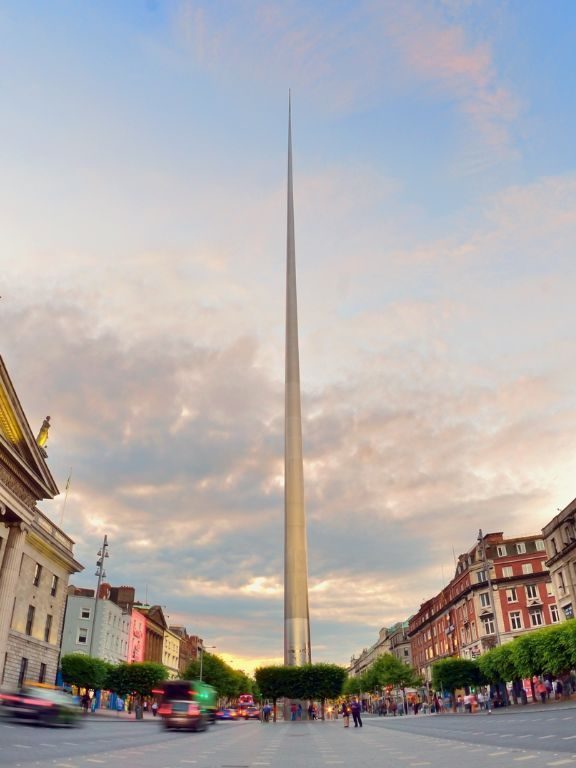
88, 534, 109, 658
477, 529, 501, 647
198, 644, 216, 681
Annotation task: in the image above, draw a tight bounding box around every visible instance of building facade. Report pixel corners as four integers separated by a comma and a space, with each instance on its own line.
162, 627, 181, 678
348, 621, 412, 677
542, 496, 576, 620
128, 608, 146, 663
409, 531, 558, 683
60, 591, 130, 664
170, 626, 202, 676
0, 356, 83, 687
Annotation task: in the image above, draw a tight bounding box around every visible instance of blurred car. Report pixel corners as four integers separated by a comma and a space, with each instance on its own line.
244, 705, 261, 720
0, 685, 80, 727
216, 706, 238, 720
158, 699, 207, 731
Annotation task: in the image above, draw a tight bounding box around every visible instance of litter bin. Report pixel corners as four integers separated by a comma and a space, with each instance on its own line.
135, 704, 143, 720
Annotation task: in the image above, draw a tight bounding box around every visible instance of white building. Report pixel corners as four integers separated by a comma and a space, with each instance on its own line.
61, 592, 130, 664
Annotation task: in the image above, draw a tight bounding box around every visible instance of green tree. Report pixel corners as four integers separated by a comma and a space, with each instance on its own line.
297, 664, 346, 718
431, 658, 481, 709
372, 654, 421, 689
255, 665, 292, 721
61, 653, 110, 690
184, 653, 246, 699
105, 662, 167, 699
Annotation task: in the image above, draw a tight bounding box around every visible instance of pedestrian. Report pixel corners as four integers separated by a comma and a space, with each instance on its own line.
290, 702, 297, 721
262, 703, 271, 722
81, 692, 90, 714
116, 696, 124, 716
297, 703, 303, 720
537, 680, 547, 704
350, 698, 363, 728
477, 691, 485, 710
341, 701, 350, 727
151, 701, 158, 717
143, 700, 149, 713
555, 679, 564, 700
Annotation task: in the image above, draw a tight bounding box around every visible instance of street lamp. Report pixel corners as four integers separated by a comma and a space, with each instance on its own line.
478, 529, 502, 647
198, 645, 216, 681
88, 534, 109, 658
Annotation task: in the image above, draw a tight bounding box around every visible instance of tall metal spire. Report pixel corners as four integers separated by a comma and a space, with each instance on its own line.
284, 91, 311, 666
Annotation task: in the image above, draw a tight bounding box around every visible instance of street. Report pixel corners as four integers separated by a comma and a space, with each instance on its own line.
2, 709, 576, 768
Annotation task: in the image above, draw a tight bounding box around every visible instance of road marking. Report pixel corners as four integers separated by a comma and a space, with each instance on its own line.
563, 717, 575, 720
179, 762, 197, 764
514, 757, 538, 762
563, 736, 576, 741
488, 752, 510, 757
540, 735, 556, 739
85, 761, 106, 764
409, 764, 431, 766
13, 744, 32, 748
499, 734, 514, 737
518, 735, 531, 739
547, 761, 575, 766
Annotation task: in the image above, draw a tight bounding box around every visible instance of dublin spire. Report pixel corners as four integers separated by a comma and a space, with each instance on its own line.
284, 93, 311, 667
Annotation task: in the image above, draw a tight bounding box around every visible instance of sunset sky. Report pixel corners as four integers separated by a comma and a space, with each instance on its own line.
2, 1, 576, 676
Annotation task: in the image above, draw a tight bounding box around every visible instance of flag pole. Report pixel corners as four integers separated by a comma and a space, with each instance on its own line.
59, 469, 72, 528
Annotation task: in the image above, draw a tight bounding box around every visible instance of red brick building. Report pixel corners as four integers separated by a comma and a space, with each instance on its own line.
409, 532, 558, 683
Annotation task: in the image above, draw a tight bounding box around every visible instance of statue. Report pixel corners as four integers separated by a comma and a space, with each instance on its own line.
36, 416, 51, 448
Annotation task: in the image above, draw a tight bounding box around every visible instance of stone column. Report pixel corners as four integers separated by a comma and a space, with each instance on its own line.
0, 522, 28, 683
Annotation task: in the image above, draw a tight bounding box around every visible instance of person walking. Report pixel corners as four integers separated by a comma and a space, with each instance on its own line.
351, 698, 363, 728
116, 696, 124, 716
151, 701, 159, 717
341, 700, 350, 727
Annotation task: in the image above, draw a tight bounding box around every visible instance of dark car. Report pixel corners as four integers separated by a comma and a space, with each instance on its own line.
158, 699, 206, 731
216, 706, 238, 721
0, 686, 80, 727
244, 705, 261, 720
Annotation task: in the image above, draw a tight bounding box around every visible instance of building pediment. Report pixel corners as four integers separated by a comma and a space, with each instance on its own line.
0, 357, 59, 501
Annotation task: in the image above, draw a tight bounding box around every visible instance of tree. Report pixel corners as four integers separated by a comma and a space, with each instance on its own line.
255, 666, 292, 721
105, 662, 167, 699
431, 658, 481, 709
183, 653, 246, 699
61, 654, 110, 690
372, 654, 421, 690
297, 664, 346, 718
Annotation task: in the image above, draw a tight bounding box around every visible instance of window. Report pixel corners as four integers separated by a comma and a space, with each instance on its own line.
502, 566, 513, 577
50, 575, 58, 597
550, 605, 560, 623
39, 663, 46, 684
404, 648, 409, 657
552, 537, 558, 554
535, 539, 546, 551
33, 563, 42, 587
509, 611, 522, 630
25, 605, 35, 636
477, 570, 487, 583
44, 614, 52, 643
558, 571, 566, 592
526, 584, 538, 600
496, 545, 506, 557
506, 588, 518, 603
481, 617, 495, 635
480, 592, 491, 607
80, 608, 91, 620
516, 542, 526, 554
18, 657, 28, 687
77, 627, 88, 645
530, 609, 543, 627
522, 563, 533, 575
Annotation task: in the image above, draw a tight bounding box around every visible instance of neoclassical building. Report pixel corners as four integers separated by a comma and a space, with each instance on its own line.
0, 356, 82, 687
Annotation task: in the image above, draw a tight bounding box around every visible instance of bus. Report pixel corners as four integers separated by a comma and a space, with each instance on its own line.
154, 679, 218, 724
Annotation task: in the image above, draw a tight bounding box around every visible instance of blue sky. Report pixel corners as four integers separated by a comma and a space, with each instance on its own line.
2, 0, 576, 674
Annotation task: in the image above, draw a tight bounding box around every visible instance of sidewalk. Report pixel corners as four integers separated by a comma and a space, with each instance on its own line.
83, 708, 159, 722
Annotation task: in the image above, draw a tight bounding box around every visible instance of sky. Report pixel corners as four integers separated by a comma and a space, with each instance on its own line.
1, 0, 576, 676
